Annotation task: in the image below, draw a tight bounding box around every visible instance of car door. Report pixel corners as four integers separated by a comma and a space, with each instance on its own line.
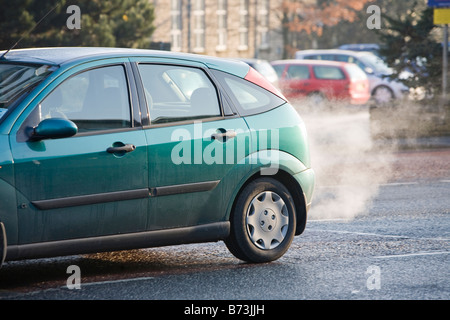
282, 65, 311, 99
311, 65, 348, 99
9, 61, 149, 244
134, 61, 251, 230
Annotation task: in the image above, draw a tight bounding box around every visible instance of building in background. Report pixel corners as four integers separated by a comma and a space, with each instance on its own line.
150, 0, 283, 61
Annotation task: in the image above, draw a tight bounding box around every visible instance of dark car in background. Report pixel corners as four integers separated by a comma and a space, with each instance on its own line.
236, 58, 279, 88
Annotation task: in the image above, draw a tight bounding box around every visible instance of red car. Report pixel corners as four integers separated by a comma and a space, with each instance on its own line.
271, 60, 370, 105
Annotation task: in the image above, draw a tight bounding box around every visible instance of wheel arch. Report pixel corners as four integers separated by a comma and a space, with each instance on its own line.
227, 168, 308, 237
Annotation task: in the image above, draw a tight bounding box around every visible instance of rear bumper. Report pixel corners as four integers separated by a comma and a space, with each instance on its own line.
350, 92, 371, 105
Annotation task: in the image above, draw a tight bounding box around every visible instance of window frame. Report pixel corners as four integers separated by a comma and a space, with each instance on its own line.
134, 62, 233, 129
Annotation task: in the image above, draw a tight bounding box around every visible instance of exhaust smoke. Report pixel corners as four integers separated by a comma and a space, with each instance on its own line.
296, 101, 394, 220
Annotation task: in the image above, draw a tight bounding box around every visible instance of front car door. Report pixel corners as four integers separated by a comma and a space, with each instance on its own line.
9, 60, 149, 244
283, 64, 312, 99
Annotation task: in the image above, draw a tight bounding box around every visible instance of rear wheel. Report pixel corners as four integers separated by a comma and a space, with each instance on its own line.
225, 178, 296, 263
372, 85, 394, 104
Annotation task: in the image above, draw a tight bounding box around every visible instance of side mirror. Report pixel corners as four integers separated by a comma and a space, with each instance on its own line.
364, 66, 374, 74
30, 118, 78, 141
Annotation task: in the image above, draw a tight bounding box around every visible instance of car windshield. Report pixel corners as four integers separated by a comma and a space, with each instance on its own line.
358, 53, 392, 75
0, 63, 57, 118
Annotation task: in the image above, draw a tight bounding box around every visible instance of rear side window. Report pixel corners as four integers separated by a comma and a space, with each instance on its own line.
313, 66, 345, 80
138, 64, 221, 124
212, 70, 286, 117
304, 55, 319, 60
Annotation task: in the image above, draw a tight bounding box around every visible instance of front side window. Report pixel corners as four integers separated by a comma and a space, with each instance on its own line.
0, 63, 57, 119
138, 64, 221, 124
38, 65, 132, 132
287, 65, 310, 80
313, 66, 345, 80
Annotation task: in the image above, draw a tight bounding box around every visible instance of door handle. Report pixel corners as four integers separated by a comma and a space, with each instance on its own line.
211, 129, 237, 142
107, 143, 136, 154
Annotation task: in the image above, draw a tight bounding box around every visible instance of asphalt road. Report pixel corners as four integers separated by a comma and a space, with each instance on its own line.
0, 108, 449, 303
0, 151, 448, 301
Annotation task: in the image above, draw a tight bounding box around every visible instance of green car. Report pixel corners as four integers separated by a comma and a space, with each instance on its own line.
0, 48, 314, 266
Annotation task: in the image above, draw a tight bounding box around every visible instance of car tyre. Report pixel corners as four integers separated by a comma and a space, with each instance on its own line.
372, 85, 394, 104
225, 178, 296, 263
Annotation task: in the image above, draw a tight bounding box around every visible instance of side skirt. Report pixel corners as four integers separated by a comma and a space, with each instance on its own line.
0, 222, 6, 268
5, 222, 230, 261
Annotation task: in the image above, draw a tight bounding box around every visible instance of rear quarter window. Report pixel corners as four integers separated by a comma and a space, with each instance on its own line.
211, 70, 286, 117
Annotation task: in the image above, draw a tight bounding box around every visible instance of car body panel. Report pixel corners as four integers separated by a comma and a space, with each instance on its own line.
0, 136, 17, 245
144, 117, 252, 230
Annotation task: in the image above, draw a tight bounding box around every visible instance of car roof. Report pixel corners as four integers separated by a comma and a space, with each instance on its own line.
0, 47, 250, 77
295, 49, 371, 57
271, 59, 349, 67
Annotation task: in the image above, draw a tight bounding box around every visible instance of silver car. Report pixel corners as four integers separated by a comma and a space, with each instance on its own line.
295, 49, 409, 104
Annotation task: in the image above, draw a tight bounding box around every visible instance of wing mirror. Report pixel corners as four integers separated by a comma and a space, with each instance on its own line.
364, 66, 374, 74
30, 118, 78, 141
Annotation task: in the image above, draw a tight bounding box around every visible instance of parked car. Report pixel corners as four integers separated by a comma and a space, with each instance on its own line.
236, 58, 280, 88
0, 47, 315, 265
271, 59, 370, 105
295, 49, 409, 104
337, 43, 381, 56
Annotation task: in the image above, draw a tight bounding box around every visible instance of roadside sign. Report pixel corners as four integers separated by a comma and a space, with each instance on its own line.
434, 8, 450, 24
428, 0, 450, 7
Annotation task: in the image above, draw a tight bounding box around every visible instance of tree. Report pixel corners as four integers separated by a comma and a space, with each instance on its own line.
280, 0, 375, 58
0, 0, 155, 50
376, 1, 443, 95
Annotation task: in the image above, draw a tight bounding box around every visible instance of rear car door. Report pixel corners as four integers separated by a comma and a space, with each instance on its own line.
134, 61, 251, 230
9, 61, 149, 244
311, 65, 348, 99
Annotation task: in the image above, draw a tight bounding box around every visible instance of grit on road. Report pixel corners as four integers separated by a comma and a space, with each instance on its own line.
0, 107, 449, 300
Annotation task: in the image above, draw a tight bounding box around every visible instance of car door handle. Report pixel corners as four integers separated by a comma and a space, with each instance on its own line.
211, 130, 237, 142
107, 144, 136, 154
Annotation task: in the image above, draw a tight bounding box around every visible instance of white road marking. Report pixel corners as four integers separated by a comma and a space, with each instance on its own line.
308, 228, 450, 241
80, 276, 155, 287
374, 251, 450, 259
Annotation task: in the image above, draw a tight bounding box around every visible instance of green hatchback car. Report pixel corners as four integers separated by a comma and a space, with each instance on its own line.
0, 47, 314, 266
